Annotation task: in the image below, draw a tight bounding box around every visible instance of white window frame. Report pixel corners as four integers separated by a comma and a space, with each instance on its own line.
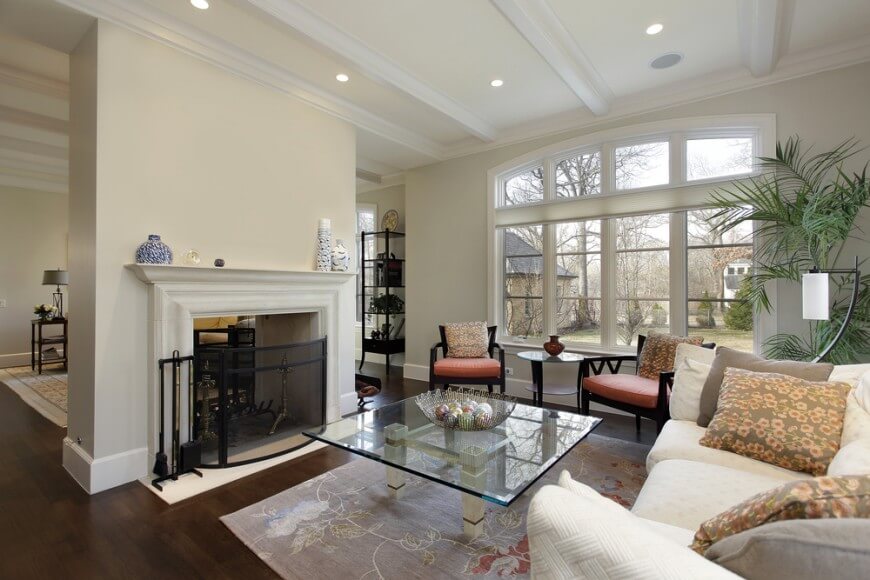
487, 115, 777, 355
356, 203, 377, 328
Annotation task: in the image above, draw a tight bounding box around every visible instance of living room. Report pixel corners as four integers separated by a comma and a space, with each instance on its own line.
0, 0, 869, 578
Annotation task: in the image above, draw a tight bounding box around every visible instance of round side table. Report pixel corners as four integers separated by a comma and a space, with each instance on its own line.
516, 351, 585, 409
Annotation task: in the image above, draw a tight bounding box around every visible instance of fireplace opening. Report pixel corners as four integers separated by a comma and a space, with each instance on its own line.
193, 313, 325, 467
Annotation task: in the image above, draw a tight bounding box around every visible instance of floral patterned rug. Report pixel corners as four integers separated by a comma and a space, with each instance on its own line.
0, 366, 67, 427
221, 433, 648, 579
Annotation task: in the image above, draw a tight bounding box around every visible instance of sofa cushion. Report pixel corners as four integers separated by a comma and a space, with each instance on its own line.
697, 347, 834, 427
637, 331, 703, 381
829, 363, 870, 387
699, 368, 851, 476
432, 357, 500, 378
443, 321, 489, 358
583, 374, 661, 408
704, 519, 870, 580
691, 474, 870, 554
828, 439, 870, 476
632, 460, 789, 531
842, 388, 870, 447
647, 420, 812, 481
527, 474, 739, 579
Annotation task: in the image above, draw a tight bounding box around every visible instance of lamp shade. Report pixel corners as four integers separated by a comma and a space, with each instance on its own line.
42, 269, 68, 286
802, 272, 830, 320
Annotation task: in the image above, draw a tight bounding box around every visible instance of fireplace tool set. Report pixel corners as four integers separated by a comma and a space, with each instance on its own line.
152, 350, 204, 491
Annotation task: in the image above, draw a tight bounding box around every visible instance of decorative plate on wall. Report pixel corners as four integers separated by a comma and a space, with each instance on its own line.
381, 209, 399, 232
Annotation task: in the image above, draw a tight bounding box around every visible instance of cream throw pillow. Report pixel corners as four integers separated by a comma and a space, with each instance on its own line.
669, 344, 716, 423
828, 439, 870, 476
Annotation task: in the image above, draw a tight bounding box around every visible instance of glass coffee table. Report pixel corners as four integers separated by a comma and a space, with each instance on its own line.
304, 395, 600, 538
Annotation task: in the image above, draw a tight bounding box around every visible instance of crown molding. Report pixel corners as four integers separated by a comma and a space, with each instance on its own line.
0, 63, 69, 99
55, 0, 447, 161
0, 135, 68, 160
247, 0, 497, 142
739, 0, 794, 77
356, 172, 404, 195
355, 168, 382, 184
491, 0, 612, 115
442, 34, 870, 161
0, 104, 68, 135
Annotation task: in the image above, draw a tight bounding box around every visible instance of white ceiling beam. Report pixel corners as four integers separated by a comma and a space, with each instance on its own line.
246, 0, 498, 142
738, 0, 795, 77
491, 0, 613, 115
54, 0, 446, 161
355, 168, 381, 184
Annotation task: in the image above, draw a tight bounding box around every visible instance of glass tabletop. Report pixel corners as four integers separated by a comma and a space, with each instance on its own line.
516, 350, 585, 363
304, 397, 600, 506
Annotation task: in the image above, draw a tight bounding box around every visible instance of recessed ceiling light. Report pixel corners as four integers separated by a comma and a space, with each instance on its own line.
646, 23, 663, 35
336, 73, 349, 83
190, 0, 209, 9
650, 52, 683, 69
490, 79, 504, 87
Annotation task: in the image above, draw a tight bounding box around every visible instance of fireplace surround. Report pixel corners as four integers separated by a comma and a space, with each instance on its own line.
127, 264, 356, 476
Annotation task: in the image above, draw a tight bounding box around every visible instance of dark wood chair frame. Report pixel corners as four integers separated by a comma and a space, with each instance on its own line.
580, 335, 715, 433
429, 325, 506, 394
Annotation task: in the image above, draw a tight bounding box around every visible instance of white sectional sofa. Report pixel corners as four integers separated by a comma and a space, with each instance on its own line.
527, 362, 870, 579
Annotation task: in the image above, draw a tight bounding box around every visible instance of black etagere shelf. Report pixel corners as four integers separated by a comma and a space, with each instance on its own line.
359, 229, 405, 374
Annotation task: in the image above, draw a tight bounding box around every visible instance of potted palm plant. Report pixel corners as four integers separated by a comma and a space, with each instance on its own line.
708, 137, 870, 363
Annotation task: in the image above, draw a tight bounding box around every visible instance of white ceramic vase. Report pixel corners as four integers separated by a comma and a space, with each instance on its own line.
331, 239, 350, 272
316, 218, 332, 272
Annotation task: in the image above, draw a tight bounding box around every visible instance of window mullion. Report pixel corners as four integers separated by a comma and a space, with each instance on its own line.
670, 212, 688, 336
543, 158, 555, 202
671, 132, 684, 185
543, 223, 555, 337
600, 219, 616, 348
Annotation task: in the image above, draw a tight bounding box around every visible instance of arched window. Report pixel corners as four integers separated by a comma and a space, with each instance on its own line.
488, 115, 776, 352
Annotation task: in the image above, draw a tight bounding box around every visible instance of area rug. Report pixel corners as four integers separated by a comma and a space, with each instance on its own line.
0, 366, 67, 427
222, 433, 648, 579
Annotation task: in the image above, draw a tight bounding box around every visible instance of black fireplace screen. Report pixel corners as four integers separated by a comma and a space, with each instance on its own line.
194, 337, 326, 467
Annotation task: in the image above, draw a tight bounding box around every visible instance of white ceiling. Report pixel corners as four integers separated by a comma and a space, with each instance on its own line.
3, 0, 870, 193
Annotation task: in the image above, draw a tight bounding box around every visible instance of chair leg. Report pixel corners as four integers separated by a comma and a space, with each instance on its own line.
487, 384, 493, 394
635, 414, 642, 433
580, 390, 590, 415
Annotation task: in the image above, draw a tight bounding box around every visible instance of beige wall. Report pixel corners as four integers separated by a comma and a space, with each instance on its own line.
0, 187, 68, 365
68, 21, 355, 489
405, 62, 870, 398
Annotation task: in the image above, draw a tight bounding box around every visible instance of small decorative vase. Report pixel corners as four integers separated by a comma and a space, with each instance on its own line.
543, 335, 565, 356
331, 239, 350, 272
182, 249, 201, 266
316, 218, 331, 272
135, 234, 173, 264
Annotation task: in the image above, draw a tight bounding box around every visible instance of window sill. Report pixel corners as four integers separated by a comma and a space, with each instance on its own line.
497, 340, 635, 358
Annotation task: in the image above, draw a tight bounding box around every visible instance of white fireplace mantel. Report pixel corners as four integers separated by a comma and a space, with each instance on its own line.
126, 263, 356, 469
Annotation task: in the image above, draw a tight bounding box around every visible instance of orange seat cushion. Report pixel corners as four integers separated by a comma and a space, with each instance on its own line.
433, 357, 501, 379
583, 374, 662, 409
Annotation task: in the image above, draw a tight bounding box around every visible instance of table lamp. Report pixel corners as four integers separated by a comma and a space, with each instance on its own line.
42, 268, 68, 319
802, 257, 860, 362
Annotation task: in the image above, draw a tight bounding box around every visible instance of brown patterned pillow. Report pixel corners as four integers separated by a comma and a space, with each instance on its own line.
700, 368, 851, 476
692, 475, 870, 554
444, 322, 489, 358
637, 331, 703, 381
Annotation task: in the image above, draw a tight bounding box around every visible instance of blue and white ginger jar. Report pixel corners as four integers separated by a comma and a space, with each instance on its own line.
136, 234, 173, 264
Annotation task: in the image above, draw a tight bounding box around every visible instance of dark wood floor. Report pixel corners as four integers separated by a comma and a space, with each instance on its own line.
0, 363, 654, 579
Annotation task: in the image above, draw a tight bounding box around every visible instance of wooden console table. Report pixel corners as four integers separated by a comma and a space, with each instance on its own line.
31, 318, 68, 374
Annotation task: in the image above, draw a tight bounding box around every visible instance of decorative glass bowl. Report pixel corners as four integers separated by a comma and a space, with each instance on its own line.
415, 388, 517, 431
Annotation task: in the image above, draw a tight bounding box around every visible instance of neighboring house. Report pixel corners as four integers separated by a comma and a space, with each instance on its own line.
504, 232, 584, 336
723, 259, 752, 300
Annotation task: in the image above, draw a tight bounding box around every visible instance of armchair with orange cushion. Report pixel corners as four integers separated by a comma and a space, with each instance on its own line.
580, 333, 714, 433
429, 323, 506, 394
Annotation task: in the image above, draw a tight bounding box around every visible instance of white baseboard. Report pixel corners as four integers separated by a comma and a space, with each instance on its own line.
403, 362, 628, 416
355, 350, 405, 367
63, 437, 149, 494
0, 352, 30, 368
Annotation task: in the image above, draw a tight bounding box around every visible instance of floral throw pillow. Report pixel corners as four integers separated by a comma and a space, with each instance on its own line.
692, 475, 870, 554
637, 331, 704, 381
700, 368, 851, 476
444, 322, 489, 358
